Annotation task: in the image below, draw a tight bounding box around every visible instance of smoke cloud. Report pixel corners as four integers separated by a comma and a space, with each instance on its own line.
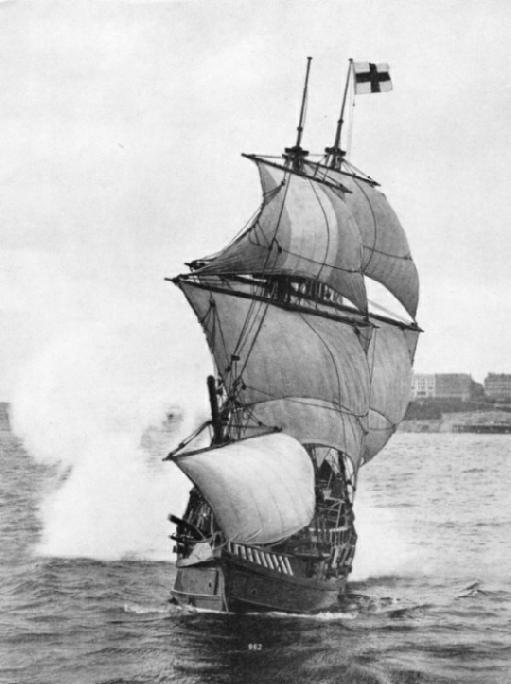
11, 316, 211, 561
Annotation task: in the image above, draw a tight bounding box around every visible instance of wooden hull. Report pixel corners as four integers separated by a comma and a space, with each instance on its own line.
171, 548, 346, 614
172, 561, 226, 612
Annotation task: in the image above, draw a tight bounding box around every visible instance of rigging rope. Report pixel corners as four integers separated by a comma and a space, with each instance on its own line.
347, 76, 355, 158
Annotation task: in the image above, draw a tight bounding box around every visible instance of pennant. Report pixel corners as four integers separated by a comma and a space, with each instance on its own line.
353, 63, 392, 95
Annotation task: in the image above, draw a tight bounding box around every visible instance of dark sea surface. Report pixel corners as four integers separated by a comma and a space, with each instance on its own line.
1, 408, 510, 684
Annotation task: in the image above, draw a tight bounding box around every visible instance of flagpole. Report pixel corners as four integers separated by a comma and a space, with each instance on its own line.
326, 58, 353, 169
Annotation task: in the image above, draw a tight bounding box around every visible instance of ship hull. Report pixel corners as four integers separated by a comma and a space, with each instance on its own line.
172, 561, 226, 612
172, 551, 346, 614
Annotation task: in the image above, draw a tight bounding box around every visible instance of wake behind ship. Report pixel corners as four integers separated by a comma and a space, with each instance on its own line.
165, 58, 421, 614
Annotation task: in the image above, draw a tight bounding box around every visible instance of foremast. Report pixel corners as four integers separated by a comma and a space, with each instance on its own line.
283, 56, 313, 172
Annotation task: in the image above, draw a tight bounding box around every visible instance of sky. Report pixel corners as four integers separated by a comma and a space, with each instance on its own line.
2, 0, 511, 401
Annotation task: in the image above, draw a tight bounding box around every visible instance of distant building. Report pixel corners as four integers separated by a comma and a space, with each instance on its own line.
411, 373, 436, 399
411, 373, 475, 401
484, 373, 511, 400
434, 374, 474, 401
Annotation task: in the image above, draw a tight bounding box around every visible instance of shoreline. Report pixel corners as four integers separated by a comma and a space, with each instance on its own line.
400, 409, 511, 433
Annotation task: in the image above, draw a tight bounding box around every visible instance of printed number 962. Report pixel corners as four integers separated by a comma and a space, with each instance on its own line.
248, 643, 262, 650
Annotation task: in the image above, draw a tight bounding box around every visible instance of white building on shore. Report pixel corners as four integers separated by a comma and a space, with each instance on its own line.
411, 373, 475, 401
411, 374, 436, 399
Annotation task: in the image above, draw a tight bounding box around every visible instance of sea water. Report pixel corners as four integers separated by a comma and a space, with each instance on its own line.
1, 412, 510, 684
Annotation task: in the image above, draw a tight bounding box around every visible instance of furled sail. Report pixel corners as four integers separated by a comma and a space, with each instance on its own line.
174, 433, 315, 544
176, 277, 371, 469
193, 159, 368, 313
304, 162, 419, 319
364, 322, 420, 463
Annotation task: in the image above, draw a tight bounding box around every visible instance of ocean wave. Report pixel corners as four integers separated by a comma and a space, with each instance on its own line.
123, 602, 171, 615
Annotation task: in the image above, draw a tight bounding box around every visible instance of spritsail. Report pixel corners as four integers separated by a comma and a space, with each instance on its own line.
174, 433, 315, 544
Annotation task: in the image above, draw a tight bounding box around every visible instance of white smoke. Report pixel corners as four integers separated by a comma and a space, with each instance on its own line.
11, 317, 211, 561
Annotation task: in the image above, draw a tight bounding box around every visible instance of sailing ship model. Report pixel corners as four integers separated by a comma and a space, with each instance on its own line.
165, 59, 421, 613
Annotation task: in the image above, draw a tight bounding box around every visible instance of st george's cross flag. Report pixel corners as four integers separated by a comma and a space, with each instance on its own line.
353, 63, 392, 95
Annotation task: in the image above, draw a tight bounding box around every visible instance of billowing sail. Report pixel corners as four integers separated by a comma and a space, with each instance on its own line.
174, 433, 315, 544
173, 149, 420, 477
304, 162, 419, 319
364, 322, 420, 463
177, 277, 371, 469
194, 159, 368, 312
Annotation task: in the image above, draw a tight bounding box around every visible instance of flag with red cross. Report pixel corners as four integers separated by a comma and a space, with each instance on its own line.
353, 63, 392, 95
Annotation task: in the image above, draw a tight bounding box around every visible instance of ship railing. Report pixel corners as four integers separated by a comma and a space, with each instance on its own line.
308, 523, 351, 546
226, 542, 294, 576
332, 542, 354, 569
329, 525, 352, 546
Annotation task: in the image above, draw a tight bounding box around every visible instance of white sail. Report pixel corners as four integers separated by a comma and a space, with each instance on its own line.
194, 159, 368, 312
304, 162, 419, 319
178, 278, 371, 468
363, 322, 420, 463
174, 155, 420, 474
175, 433, 315, 544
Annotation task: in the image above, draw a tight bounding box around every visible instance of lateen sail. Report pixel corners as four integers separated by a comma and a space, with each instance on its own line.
174, 433, 315, 544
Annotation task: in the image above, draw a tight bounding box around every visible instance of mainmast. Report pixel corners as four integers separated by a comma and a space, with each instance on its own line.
325, 59, 353, 170
283, 56, 312, 172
